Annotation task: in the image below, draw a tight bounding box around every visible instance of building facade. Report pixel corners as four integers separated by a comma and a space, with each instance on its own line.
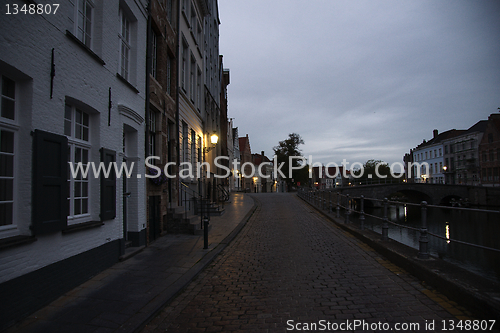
479, 114, 500, 186
147, 0, 179, 241
178, 0, 209, 200
442, 121, 486, 186
0, 0, 147, 328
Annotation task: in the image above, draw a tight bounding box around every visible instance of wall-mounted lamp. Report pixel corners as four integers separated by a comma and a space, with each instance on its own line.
203, 131, 219, 153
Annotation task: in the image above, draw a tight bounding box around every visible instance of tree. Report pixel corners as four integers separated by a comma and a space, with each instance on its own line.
273, 133, 307, 188
353, 159, 400, 185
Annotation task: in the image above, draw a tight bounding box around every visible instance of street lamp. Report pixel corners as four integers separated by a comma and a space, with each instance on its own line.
203, 131, 218, 153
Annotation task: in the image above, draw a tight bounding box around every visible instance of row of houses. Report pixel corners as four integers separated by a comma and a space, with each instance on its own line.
0, 0, 251, 329
404, 112, 500, 186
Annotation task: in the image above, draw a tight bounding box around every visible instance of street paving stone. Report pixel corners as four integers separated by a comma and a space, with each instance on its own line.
142, 193, 475, 332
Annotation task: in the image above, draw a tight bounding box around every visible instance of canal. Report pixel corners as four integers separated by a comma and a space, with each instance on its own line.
349, 204, 500, 284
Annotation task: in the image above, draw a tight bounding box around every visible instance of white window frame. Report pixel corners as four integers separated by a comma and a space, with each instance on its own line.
0, 74, 18, 233
65, 104, 92, 224
119, 10, 131, 80
73, 0, 94, 48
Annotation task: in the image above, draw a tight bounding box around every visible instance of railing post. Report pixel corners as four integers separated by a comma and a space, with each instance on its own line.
382, 198, 389, 240
359, 195, 365, 230
329, 191, 332, 213
336, 193, 340, 218
418, 201, 429, 259
345, 194, 350, 223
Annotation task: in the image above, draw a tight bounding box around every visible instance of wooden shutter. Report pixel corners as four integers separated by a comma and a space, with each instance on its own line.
32, 130, 68, 235
100, 148, 116, 221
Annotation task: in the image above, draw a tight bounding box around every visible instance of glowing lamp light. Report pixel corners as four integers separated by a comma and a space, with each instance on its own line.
210, 132, 219, 144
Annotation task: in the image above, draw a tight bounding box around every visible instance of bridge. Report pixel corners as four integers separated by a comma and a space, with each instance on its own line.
333, 183, 500, 207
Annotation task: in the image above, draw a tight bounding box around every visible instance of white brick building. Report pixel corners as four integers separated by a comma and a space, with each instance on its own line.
0, 0, 147, 328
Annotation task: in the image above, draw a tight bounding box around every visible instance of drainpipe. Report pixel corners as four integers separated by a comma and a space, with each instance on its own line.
145, 1, 152, 162
175, 0, 181, 206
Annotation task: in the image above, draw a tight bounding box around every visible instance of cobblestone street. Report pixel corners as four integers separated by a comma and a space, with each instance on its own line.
142, 193, 470, 332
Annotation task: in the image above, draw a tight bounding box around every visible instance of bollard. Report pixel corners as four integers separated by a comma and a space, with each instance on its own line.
359, 195, 365, 230
418, 201, 429, 259
203, 216, 209, 249
345, 194, 350, 223
336, 193, 340, 218
382, 198, 389, 240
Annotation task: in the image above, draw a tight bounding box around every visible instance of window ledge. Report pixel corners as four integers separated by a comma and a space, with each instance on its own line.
0, 235, 37, 251
63, 220, 104, 235
65, 30, 105, 66
116, 73, 140, 93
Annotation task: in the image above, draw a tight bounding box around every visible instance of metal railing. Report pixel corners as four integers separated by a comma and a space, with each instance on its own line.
297, 187, 500, 259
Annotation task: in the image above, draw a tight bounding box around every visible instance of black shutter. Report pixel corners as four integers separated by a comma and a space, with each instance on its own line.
100, 148, 116, 221
32, 130, 68, 235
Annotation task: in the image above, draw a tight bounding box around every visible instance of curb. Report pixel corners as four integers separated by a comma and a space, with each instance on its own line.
129, 195, 258, 333
297, 194, 500, 322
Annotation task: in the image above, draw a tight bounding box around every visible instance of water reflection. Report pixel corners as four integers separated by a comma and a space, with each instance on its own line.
350, 204, 500, 283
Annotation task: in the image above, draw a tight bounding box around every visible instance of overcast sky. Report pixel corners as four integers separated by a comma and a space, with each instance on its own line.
218, 0, 500, 167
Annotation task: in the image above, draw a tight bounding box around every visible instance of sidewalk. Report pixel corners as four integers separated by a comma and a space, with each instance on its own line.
7, 193, 256, 333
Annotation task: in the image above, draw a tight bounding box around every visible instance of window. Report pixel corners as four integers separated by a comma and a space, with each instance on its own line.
439, 148, 442, 157
65, 104, 91, 222
182, 122, 188, 164
181, 38, 188, 91
490, 150, 494, 162
488, 133, 493, 143
73, 0, 93, 48
190, 130, 196, 166
119, 12, 131, 80
166, 0, 173, 23
444, 145, 448, 154
197, 66, 202, 109
151, 32, 158, 79
1, 75, 15, 121
190, 54, 195, 102
149, 111, 157, 158
0, 75, 16, 228
166, 54, 172, 95
0, 129, 14, 227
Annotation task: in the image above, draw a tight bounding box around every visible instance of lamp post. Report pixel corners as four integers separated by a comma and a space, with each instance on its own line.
202, 131, 218, 249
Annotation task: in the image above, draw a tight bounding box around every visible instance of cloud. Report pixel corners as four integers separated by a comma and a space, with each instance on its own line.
220, 0, 500, 166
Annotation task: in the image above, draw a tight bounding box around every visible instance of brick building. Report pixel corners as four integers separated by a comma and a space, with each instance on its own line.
239, 135, 253, 191
479, 114, 500, 186
0, 0, 148, 329
146, 0, 179, 241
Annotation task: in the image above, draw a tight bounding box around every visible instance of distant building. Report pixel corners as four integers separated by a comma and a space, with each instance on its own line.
312, 166, 350, 188
478, 114, 500, 186
442, 120, 487, 185
238, 135, 253, 191
411, 129, 465, 184
252, 152, 275, 193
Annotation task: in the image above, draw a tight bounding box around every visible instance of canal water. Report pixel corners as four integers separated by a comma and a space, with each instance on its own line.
349, 205, 500, 284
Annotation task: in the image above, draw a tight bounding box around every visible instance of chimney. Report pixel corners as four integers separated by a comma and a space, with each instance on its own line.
261, 151, 265, 157
433, 129, 438, 139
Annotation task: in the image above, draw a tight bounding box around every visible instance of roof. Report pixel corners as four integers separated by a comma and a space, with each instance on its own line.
415, 129, 466, 149
466, 120, 487, 134
238, 136, 251, 154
